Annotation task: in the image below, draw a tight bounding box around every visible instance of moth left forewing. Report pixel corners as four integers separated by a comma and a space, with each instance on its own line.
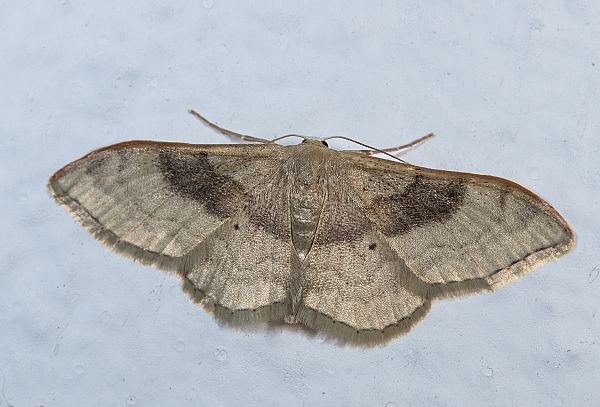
50, 140, 298, 325
50, 143, 281, 265
342, 152, 574, 298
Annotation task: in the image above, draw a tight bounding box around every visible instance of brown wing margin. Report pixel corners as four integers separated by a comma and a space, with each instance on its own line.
49, 140, 278, 179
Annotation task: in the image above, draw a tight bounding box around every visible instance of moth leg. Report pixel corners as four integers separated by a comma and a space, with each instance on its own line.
188, 109, 272, 143
346, 133, 435, 155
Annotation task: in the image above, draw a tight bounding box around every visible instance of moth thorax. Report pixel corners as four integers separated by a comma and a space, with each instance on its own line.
290, 177, 326, 260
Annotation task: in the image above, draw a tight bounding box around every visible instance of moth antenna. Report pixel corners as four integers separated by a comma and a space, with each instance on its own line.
270, 134, 307, 143
188, 109, 272, 144
342, 133, 436, 156
376, 133, 436, 155
323, 135, 410, 164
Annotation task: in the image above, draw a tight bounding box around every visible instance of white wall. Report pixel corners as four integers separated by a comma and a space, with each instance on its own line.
1, 1, 598, 406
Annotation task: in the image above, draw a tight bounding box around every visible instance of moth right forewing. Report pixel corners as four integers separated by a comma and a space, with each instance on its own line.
290, 157, 430, 344
341, 153, 573, 295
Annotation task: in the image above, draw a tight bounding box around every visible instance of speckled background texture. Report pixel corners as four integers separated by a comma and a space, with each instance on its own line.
1, 1, 598, 406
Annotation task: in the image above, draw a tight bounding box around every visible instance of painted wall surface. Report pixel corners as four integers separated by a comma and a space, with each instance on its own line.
1, 1, 598, 406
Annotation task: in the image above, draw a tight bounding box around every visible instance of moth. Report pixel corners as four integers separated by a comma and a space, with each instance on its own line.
48, 111, 574, 345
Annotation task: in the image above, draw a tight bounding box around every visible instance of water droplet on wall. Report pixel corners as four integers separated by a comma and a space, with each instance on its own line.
481, 366, 494, 377
101, 311, 111, 323
588, 265, 600, 283
172, 341, 186, 353
214, 348, 228, 362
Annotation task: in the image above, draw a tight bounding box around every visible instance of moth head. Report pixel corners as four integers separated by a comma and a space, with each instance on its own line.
301, 137, 329, 148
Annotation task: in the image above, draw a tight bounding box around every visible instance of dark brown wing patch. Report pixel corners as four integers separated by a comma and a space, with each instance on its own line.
157, 148, 247, 219
372, 175, 466, 237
